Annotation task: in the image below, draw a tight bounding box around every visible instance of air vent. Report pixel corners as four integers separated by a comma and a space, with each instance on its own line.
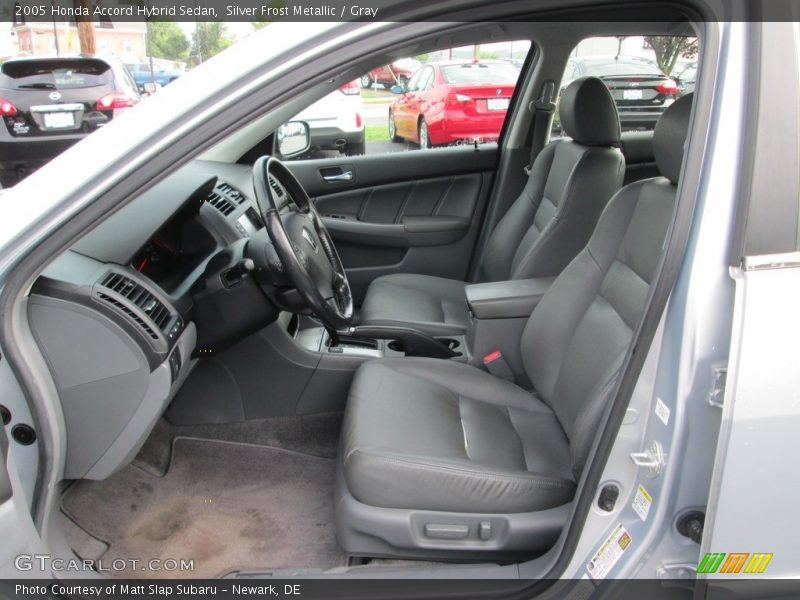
268, 176, 284, 199
206, 191, 236, 216
96, 293, 160, 340
206, 181, 246, 216
216, 182, 246, 203
99, 272, 171, 331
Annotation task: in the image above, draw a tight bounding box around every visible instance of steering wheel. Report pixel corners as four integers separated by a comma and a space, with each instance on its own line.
252, 156, 353, 330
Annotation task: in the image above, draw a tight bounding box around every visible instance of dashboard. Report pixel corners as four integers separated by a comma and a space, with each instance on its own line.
29, 159, 276, 481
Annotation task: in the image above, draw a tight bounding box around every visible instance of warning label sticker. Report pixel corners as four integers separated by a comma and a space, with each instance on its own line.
655, 397, 671, 426
632, 484, 653, 521
587, 523, 632, 580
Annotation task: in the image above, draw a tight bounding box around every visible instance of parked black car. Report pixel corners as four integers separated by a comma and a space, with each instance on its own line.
0, 55, 140, 187
563, 57, 679, 128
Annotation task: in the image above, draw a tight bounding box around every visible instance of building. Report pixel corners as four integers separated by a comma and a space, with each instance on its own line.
11, 20, 147, 62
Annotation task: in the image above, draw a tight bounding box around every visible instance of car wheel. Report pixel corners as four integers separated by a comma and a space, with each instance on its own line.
360, 74, 373, 88
418, 119, 431, 149
389, 112, 401, 142
345, 140, 366, 156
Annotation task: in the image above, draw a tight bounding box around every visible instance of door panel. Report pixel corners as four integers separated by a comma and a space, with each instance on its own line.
287, 146, 497, 303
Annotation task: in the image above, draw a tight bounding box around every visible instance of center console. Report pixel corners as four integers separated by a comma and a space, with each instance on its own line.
167, 278, 552, 424
463, 277, 554, 386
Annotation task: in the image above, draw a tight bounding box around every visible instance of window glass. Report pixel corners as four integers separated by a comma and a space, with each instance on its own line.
282, 40, 530, 161
553, 35, 698, 135
1, 59, 113, 90
440, 63, 519, 85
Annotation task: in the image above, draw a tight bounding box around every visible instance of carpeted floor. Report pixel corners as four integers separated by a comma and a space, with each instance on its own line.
62, 438, 344, 578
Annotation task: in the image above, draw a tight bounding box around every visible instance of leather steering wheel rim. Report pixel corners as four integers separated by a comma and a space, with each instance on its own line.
252, 155, 353, 329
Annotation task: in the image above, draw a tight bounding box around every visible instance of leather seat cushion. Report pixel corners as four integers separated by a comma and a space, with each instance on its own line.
359, 274, 470, 336
342, 358, 576, 513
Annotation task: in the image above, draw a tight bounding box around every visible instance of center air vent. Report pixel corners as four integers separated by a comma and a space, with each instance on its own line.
268, 176, 284, 199
206, 181, 246, 216
98, 272, 172, 335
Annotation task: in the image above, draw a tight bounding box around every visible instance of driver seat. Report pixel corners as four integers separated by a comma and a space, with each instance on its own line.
336, 94, 693, 559
359, 76, 625, 336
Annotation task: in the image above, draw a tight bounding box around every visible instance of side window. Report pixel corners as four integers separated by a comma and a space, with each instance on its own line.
280, 40, 530, 161
417, 66, 434, 92
552, 35, 698, 137
405, 68, 425, 93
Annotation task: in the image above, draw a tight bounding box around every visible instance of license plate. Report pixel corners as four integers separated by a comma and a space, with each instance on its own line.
43, 112, 75, 129
487, 98, 509, 111
623, 89, 643, 100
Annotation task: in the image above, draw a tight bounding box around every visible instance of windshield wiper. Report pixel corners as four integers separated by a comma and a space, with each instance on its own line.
17, 83, 56, 89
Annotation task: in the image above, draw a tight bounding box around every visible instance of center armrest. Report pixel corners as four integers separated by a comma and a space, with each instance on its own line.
465, 278, 555, 320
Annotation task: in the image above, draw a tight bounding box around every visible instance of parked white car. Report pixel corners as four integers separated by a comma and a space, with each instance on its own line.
290, 79, 365, 156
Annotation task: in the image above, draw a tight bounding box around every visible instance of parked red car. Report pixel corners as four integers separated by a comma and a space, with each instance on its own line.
360, 58, 422, 88
388, 60, 520, 148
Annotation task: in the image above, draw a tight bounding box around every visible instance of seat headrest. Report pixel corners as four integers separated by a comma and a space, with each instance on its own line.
559, 76, 621, 147
653, 93, 693, 185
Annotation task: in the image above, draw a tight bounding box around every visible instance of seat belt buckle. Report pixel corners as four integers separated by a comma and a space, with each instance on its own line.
482, 350, 515, 382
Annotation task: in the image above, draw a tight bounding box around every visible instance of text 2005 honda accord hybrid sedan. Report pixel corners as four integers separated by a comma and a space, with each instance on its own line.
1, 1, 799, 597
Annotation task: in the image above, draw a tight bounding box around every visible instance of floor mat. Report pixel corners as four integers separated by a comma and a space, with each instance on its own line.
62, 438, 344, 578
134, 413, 343, 477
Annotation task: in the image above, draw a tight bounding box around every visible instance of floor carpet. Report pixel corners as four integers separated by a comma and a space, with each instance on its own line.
62, 438, 344, 578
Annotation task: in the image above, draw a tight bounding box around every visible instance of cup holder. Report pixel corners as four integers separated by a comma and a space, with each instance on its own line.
388, 340, 404, 352
388, 337, 462, 357
438, 338, 461, 351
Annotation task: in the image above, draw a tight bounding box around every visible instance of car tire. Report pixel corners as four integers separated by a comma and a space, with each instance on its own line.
346, 140, 366, 156
360, 74, 373, 88
418, 119, 431, 149
389, 112, 401, 142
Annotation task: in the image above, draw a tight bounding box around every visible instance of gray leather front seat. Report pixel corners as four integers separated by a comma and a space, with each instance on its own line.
360, 76, 626, 336
337, 94, 693, 559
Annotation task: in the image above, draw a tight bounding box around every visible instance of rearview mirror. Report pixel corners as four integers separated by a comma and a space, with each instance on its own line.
142, 82, 160, 95
389, 84, 405, 94
277, 121, 311, 159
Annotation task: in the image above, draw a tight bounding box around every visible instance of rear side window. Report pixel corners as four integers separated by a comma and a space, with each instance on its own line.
441, 64, 519, 85
554, 35, 698, 134
1, 59, 112, 90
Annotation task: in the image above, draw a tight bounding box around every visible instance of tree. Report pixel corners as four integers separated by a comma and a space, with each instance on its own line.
74, 0, 96, 54
148, 21, 189, 61
644, 36, 699, 75
191, 22, 233, 64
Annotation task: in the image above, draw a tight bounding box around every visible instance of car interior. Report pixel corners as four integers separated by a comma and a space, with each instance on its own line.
22, 14, 700, 579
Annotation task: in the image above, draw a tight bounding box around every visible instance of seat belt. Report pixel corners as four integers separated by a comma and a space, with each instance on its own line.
524, 80, 557, 176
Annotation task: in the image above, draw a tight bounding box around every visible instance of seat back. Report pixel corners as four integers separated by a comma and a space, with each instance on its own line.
520, 94, 693, 476
475, 76, 625, 282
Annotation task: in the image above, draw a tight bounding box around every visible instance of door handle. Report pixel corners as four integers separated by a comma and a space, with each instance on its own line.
322, 170, 353, 183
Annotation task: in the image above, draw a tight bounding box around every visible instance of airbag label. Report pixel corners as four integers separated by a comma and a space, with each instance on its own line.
587, 523, 632, 580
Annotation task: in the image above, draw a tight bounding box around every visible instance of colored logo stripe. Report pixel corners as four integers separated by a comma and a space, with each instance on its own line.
744, 553, 773, 574
697, 552, 773, 574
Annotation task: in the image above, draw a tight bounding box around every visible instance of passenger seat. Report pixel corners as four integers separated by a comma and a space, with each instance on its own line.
360, 76, 626, 336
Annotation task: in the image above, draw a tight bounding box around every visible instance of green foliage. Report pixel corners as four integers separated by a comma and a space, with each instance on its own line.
191, 22, 234, 64
148, 21, 189, 61
643, 36, 699, 75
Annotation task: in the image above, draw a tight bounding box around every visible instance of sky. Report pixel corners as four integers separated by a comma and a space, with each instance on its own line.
177, 21, 256, 43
